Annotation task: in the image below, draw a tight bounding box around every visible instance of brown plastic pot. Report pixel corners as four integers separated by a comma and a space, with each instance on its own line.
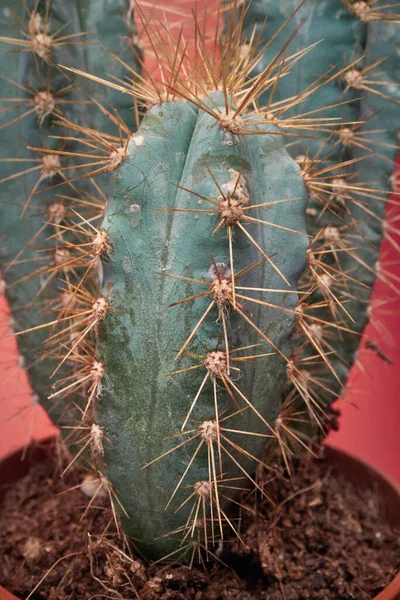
0, 442, 399, 600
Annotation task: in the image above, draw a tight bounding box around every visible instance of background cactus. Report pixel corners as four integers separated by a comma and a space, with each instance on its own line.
241, 0, 400, 397
0, 0, 399, 566
0, 0, 140, 427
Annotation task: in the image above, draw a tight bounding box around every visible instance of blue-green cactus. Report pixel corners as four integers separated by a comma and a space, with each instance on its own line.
241, 0, 399, 402
0, 0, 141, 422
97, 94, 308, 558
93, 2, 399, 559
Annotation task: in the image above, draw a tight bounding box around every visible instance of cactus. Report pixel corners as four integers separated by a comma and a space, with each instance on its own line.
241, 0, 400, 399
0, 0, 140, 424
97, 93, 309, 557
1, 0, 399, 566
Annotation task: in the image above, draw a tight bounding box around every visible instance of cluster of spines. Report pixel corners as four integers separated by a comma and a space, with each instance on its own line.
0, 0, 399, 564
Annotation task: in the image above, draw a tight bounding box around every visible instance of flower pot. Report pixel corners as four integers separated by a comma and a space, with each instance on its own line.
323, 446, 400, 600
0, 442, 399, 600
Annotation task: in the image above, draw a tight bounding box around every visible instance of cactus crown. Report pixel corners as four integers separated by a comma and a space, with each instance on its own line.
0, 0, 399, 564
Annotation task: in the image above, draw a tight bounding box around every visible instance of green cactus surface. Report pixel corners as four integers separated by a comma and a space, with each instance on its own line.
242, 0, 400, 397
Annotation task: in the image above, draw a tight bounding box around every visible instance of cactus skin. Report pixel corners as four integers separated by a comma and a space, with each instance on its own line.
97, 94, 308, 558
242, 0, 399, 395
0, 0, 140, 419
73, 1, 142, 132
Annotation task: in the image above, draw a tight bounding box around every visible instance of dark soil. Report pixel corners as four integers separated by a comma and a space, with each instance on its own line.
0, 447, 399, 600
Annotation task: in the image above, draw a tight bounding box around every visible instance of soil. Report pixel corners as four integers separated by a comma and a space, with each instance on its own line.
0, 447, 399, 600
